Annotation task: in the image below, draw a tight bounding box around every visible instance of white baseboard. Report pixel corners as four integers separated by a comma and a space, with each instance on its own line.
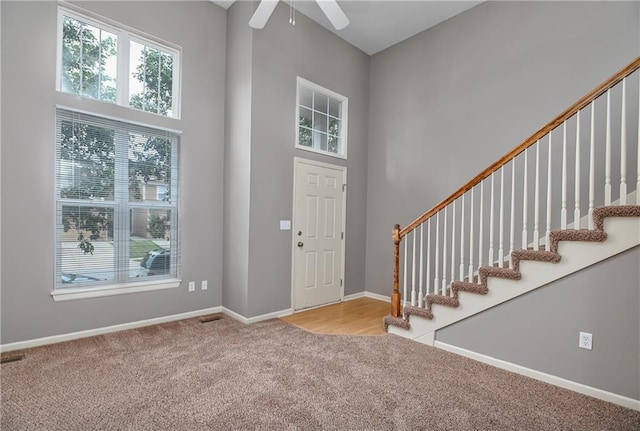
434, 341, 640, 412
221, 306, 292, 324
343, 292, 365, 301
0, 307, 223, 353
344, 291, 389, 303
364, 291, 390, 302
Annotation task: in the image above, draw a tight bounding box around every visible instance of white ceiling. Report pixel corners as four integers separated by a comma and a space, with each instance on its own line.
211, 1, 483, 55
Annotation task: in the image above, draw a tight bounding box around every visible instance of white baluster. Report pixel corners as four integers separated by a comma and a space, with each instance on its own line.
450, 200, 456, 296
460, 194, 466, 281
522, 148, 528, 249
403, 238, 408, 307
589, 101, 595, 230
546, 134, 553, 251
574, 111, 581, 228
605, 90, 612, 205
489, 173, 495, 265
510, 159, 516, 267
637, 71, 640, 205
478, 181, 484, 283
561, 122, 568, 229
426, 218, 431, 301
418, 223, 424, 307
620, 77, 627, 204
434, 213, 440, 298
534, 141, 540, 250
442, 206, 448, 295
468, 187, 475, 282
499, 167, 505, 268
411, 230, 417, 306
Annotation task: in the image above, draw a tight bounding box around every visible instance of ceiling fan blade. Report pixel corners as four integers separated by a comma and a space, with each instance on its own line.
249, 0, 279, 29
316, 0, 349, 30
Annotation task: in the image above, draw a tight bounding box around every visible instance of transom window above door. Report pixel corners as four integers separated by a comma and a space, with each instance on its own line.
296, 78, 348, 159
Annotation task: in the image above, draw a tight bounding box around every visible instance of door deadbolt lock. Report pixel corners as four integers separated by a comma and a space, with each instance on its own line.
297, 231, 302, 236
297, 241, 304, 247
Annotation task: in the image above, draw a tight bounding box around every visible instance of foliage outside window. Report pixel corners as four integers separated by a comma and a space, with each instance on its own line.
55, 109, 179, 289
59, 8, 180, 118
61, 15, 117, 102
296, 78, 348, 158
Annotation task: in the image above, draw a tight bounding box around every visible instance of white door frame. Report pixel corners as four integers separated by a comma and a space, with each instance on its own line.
291, 157, 347, 311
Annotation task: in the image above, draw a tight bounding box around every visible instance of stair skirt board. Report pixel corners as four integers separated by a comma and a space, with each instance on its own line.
386, 207, 640, 343
435, 341, 640, 412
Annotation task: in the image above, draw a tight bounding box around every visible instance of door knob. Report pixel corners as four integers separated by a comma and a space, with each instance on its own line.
297, 241, 304, 247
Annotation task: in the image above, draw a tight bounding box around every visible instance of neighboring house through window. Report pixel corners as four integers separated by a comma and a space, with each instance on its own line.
296, 77, 348, 158
54, 5, 181, 299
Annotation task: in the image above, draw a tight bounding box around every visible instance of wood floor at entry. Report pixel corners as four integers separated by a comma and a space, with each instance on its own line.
280, 297, 388, 336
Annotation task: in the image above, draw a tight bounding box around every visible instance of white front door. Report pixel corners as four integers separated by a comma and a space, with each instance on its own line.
292, 158, 345, 310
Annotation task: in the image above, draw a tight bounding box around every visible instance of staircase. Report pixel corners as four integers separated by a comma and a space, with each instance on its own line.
384, 57, 640, 346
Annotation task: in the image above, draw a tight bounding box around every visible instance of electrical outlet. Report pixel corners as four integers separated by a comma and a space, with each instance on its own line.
188, 281, 195, 292
579, 332, 593, 350
201, 280, 208, 291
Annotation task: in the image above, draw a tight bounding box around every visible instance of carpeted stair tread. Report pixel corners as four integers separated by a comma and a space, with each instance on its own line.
549, 230, 607, 248
404, 305, 434, 320
511, 249, 561, 264
593, 205, 640, 230
479, 266, 521, 280
383, 315, 410, 331
451, 280, 489, 295
385, 204, 640, 333
426, 294, 459, 310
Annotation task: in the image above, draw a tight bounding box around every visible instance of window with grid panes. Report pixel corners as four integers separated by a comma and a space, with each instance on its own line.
296, 78, 348, 158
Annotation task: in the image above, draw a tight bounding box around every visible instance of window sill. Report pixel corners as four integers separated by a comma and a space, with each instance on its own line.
295, 144, 347, 160
51, 278, 181, 302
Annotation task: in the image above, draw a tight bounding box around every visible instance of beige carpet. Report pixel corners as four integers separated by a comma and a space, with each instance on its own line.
1, 316, 638, 430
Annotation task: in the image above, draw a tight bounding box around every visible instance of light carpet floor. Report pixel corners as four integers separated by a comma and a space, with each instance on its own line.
1, 316, 638, 430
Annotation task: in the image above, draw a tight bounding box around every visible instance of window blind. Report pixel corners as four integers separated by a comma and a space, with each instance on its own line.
55, 108, 179, 289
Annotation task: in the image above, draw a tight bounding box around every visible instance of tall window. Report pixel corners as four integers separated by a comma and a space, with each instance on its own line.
55, 109, 179, 290
58, 8, 181, 118
296, 77, 348, 158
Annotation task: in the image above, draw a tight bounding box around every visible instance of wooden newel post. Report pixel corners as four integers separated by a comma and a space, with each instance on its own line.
391, 224, 402, 317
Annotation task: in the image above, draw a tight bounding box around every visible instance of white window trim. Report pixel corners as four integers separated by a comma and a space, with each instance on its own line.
295, 77, 348, 159
55, 105, 183, 135
54, 108, 181, 297
57, 3, 182, 119
51, 278, 181, 302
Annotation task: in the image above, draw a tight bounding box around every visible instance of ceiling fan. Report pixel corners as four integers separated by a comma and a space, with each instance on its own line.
249, 0, 350, 30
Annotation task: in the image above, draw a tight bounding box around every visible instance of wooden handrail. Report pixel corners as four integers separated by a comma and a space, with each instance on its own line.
399, 56, 640, 238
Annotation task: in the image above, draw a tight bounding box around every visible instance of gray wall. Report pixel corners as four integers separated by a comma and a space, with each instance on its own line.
223, 2, 370, 317
437, 246, 640, 400
1, 1, 226, 343
223, 1, 254, 317
365, 1, 640, 297
364, 0, 640, 401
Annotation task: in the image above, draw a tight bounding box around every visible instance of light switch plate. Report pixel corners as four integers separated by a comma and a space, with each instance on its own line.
279, 220, 291, 230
